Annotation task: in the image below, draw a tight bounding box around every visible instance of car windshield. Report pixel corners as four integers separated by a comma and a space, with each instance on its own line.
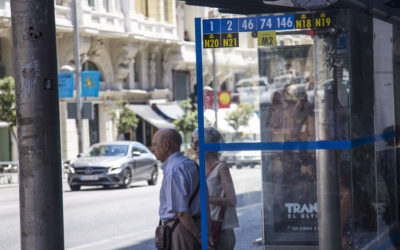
87, 145, 129, 157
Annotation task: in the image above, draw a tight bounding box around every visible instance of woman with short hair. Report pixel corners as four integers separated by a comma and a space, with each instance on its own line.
192, 127, 239, 250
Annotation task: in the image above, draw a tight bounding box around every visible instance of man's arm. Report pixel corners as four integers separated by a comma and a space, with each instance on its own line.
176, 211, 201, 243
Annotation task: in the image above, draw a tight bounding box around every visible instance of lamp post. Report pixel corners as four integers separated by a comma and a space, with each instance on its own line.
72, 0, 83, 154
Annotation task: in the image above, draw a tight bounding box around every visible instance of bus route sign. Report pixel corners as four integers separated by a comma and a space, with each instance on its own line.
202, 12, 335, 49
295, 12, 334, 29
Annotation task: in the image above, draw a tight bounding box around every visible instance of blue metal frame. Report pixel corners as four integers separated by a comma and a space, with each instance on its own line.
195, 18, 209, 249
194, 17, 395, 250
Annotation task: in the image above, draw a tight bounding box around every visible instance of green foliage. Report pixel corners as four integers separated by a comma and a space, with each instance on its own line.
173, 99, 198, 145
225, 103, 253, 132
115, 99, 139, 135
0, 76, 16, 128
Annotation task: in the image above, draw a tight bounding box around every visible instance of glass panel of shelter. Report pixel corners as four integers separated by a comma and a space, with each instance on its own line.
196, 9, 398, 250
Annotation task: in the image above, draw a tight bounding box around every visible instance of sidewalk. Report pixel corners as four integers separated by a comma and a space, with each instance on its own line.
0, 173, 18, 188
0, 174, 68, 189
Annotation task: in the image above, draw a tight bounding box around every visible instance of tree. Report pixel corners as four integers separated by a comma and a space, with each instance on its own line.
173, 99, 198, 148
225, 103, 253, 141
0, 76, 16, 140
112, 99, 139, 140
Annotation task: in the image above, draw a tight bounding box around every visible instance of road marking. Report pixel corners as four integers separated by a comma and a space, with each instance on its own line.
0, 204, 18, 210
66, 228, 155, 250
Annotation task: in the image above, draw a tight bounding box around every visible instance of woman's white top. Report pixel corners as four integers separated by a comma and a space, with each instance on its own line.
207, 162, 239, 230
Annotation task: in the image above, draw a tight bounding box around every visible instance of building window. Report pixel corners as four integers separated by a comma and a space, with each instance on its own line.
136, 0, 149, 17
116, 0, 122, 13
103, 0, 109, 11
88, 0, 95, 8
82, 61, 103, 81
164, 0, 170, 22
172, 71, 190, 100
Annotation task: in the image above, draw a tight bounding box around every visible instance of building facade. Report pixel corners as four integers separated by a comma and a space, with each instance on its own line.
0, 0, 260, 160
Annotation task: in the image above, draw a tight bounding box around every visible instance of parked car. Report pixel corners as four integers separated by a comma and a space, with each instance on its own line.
220, 150, 261, 169
235, 150, 261, 168
220, 151, 237, 168
67, 141, 158, 191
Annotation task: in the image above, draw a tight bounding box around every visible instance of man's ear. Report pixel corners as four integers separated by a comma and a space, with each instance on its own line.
163, 141, 170, 152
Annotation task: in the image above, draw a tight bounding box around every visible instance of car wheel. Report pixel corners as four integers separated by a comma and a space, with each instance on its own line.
70, 185, 81, 191
103, 185, 111, 189
120, 168, 132, 188
147, 166, 158, 186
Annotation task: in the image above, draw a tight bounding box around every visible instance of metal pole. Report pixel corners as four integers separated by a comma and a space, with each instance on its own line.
212, 48, 218, 128
72, 0, 83, 154
10, 1, 64, 249
314, 35, 341, 250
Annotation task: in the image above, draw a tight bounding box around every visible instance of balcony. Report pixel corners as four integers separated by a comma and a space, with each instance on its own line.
81, 6, 126, 36
128, 14, 178, 41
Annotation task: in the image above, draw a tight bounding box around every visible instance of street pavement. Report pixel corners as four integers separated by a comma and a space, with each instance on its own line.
0, 166, 262, 250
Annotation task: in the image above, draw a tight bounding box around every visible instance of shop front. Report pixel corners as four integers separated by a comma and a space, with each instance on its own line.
193, 6, 400, 250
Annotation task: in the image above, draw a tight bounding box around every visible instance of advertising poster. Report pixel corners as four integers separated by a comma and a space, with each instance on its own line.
259, 45, 319, 245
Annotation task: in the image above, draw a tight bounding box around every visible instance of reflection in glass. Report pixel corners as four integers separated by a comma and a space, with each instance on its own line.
192, 128, 240, 249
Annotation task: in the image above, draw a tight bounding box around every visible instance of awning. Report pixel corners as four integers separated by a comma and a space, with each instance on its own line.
0, 121, 9, 128
153, 103, 184, 121
128, 105, 175, 129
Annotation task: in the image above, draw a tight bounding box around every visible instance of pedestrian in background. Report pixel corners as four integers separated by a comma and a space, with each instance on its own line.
152, 128, 201, 250
192, 127, 239, 250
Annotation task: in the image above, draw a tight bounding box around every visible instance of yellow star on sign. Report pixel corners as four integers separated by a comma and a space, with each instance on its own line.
85, 78, 93, 87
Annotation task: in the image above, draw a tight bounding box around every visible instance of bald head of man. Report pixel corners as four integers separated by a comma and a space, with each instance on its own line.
151, 128, 182, 162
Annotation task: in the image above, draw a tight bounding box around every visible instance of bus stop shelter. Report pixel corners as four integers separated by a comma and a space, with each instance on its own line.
186, 0, 400, 249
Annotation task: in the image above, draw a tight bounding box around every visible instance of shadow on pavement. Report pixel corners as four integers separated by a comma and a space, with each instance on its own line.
236, 190, 262, 207
116, 238, 155, 250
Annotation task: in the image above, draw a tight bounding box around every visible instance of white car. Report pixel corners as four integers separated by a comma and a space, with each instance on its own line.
67, 141, 158, 191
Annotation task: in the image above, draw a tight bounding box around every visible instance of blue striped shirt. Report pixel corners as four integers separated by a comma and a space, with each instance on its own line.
159, 152, 200, 222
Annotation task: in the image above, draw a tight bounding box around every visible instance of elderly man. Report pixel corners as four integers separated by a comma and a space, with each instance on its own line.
152, 128, 201, 250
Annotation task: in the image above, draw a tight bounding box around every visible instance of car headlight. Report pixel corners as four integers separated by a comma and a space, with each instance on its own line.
68, 166, 75, 174
108, 166, 123, 174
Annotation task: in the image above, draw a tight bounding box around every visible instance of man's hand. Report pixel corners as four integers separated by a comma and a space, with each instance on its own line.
176, 212, 201, 243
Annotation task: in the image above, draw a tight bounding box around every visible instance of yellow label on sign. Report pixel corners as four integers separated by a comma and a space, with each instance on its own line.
258, 31, 277, 47
203, 34, 221, 48
314, 13, 331, 28
295, 14, 313, 29
221, 33, 239, 48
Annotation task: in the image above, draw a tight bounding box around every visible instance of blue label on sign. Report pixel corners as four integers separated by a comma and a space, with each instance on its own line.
58, 72, 74, 98
221, 18, 238, 33
274, 14, 294, 30
239, 17, 257, 32
257, 16, 275, 30
336, 34, 347, 50
81, 71, 100, 98
203, 19, 221, 34
202, 15, 297, 35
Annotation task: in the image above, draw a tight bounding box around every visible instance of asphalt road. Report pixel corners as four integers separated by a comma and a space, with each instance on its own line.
0, 167, 262, 250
